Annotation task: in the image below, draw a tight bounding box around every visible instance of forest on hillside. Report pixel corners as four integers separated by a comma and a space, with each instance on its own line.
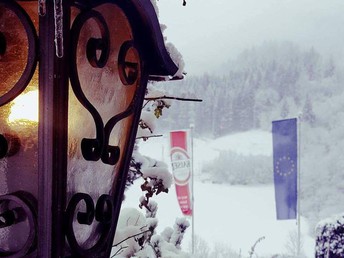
156, 41, 344, 232
157, 41, 341, 137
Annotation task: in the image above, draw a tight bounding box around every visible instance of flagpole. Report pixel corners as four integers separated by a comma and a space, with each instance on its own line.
297, 115, 301, 256
190, 123, 195, 255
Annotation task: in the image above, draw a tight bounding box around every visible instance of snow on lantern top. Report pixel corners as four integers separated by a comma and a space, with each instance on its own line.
115, 0, 184, 80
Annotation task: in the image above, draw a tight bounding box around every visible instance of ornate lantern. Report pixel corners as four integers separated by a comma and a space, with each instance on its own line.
0, 0, 180, 257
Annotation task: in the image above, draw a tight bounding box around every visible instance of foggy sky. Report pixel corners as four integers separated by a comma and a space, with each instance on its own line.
157, 0, 344, 75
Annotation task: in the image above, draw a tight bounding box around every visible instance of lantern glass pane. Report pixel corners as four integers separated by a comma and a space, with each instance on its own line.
67, 3, 140, 248
0, 1, 38, 253
0, 8, 25, 95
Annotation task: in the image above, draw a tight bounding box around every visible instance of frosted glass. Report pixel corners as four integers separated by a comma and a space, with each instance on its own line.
67, 3, 140, 248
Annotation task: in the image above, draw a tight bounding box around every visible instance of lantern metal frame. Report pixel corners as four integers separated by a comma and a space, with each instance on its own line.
0, 0, 180, 257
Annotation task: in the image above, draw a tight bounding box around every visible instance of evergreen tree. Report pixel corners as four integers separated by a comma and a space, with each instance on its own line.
302, 95, 316, 126
280, 100, 290, 119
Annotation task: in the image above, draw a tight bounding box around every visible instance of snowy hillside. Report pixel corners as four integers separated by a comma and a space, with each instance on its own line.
122, 131, 315, 257
209, 130, 272, 156
136, 130, 271, 175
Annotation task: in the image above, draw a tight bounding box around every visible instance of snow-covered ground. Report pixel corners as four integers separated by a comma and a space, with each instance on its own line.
122, 130, 315, 257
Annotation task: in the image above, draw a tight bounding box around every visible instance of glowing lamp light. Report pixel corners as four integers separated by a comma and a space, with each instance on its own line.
8, 90, 38, 124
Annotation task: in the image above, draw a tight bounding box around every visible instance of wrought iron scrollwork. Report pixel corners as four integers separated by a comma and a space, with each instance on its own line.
70, 9, 108, 163
65, 193, 115, 256
0, 191, 37, 257
0, 133, 21, 159
86, 34, 109, 69
0, 0, 38, 107
0, 134, 8, 159
70, 9, 142, 165
118, 41, 139, 86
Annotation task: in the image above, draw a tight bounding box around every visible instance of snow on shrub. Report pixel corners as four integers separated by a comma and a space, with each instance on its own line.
112, 208, 148, 257
170, 218, 190, 249
316, 213, 344, 257
141, 166, 172, 189
138, 111, 157, 136
112, 209, 190, 257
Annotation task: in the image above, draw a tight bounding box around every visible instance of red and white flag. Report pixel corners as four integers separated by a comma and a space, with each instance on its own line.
169, 130, 192, 216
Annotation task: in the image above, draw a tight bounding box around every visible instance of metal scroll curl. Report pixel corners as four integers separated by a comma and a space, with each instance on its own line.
70, 9, 142, 165
102, 40, 141, 165
0, 0, 38, 107
0, 133, 21, 159
70, 9, 108, 163
0, 191, 37, 258
65, 193, 115, 256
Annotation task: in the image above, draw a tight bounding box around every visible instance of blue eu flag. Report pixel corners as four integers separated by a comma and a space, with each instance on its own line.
272, 118, 297, 220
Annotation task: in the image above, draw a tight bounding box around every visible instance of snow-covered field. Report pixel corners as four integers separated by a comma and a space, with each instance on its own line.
122, 131, 315, 257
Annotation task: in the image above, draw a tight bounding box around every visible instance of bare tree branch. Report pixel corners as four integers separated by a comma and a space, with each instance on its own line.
136, 135, 163, 140
112, 229, 151, 248
144, 95, 202, 102
110, 245, 128, 258
249, 236, 265, 258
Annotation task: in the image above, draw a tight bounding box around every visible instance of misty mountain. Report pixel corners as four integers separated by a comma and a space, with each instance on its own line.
157, 41, 341, 137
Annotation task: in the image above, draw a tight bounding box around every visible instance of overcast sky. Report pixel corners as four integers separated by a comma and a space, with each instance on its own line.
157, 0, 344, 75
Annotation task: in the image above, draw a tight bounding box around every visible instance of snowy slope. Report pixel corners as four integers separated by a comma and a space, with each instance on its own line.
210, 130, 272, 156
122, 131, 314, 257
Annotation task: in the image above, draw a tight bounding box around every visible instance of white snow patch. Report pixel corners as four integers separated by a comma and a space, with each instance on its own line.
210, 130, 272, 156
124, 131, 315, 257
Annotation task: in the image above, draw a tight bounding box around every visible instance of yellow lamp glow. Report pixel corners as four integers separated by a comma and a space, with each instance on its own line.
8, 90, 39, 124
